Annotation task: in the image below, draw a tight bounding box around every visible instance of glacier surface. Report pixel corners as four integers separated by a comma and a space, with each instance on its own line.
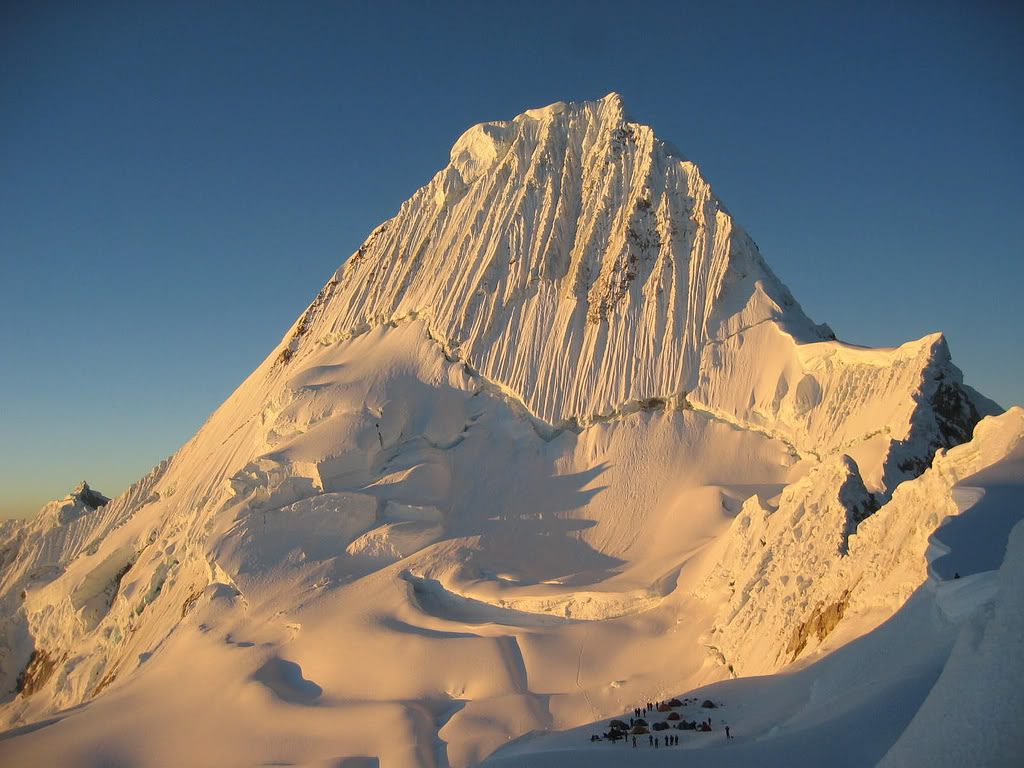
0, 95, 1017, 768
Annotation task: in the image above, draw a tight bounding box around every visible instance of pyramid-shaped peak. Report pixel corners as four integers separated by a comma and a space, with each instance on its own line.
69, 481, 109, 509
0, 95, 1003, 765
308, 96, 828, 425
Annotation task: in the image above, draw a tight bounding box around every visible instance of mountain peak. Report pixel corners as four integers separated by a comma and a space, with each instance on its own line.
317, 95, 821, 424
69, 481, 109, 510
0, 96, 1009, 767
268, 96, 996, 488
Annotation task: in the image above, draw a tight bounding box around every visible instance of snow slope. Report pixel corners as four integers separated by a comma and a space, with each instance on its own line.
487, 409, 1024, 767
0, 96, 1014, 767
284, 93, 993, 489
698, 406, 1024, 678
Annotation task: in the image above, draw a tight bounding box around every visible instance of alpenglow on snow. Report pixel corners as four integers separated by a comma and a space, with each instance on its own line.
1, 94, 1017, 768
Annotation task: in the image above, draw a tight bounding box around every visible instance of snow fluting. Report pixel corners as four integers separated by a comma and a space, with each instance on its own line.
0, 95, 1016, 768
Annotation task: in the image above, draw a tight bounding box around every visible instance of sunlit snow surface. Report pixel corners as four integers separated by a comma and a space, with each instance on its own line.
0, 96, 1018, 767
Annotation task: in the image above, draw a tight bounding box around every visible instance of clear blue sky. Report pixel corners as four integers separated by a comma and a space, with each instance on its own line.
2, 1, 1022, 517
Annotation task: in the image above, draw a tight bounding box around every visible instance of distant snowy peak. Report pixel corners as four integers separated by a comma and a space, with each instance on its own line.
285, 93, 825, 425
40, 482, 109, 527
68, 482, 109, 511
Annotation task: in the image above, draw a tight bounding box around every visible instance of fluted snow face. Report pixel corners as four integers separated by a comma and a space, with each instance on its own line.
302, 94, 813, 424
0, 96, 1014, 764
690, 326, 998, 491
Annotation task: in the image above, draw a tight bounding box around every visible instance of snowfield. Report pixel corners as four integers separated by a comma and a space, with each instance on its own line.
0, 96, 1019, 767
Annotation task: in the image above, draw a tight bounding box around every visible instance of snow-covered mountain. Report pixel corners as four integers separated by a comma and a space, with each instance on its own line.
0, 95, 1017, 768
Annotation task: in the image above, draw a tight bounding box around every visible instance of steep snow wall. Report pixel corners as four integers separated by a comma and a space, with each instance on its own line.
701, 407, 1024, 677
273, 94, 994, 489
293, 94, 823, 426
690, 324, 997, 491
879, 518, 1024, 767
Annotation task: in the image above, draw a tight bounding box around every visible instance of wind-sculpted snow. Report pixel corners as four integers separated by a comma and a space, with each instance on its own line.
691, 325, 998, 492
702, 407, 1024, 677
0, 462, 168, 696
0, 96, 1015, 767
879, 517, 1024, 767
487, 518, 1024, 768
299, 94, 821, 427
274, 94, 994, 491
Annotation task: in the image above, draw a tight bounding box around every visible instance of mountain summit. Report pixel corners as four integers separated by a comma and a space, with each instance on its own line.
0, 96, 1017, 768
293, 93, 825, 425
280, 94, 993, 488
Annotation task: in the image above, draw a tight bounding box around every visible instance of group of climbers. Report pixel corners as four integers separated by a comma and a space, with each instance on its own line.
594, 695, 734, 747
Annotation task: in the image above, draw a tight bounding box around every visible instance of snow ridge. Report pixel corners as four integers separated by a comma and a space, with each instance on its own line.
702, 408, 1024, 677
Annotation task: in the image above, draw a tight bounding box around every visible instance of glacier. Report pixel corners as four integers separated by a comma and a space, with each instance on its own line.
0, 95, 1018, 768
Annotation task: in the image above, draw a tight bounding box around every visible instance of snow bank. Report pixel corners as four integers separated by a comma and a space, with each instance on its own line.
879, 519, 1024, 767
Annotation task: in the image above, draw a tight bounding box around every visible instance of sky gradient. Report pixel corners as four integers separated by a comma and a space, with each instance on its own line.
2, 1, 1022, 517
